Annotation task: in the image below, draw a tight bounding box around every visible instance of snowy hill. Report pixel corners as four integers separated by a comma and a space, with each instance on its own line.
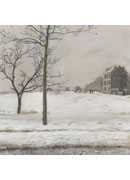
1, 91, 130, 125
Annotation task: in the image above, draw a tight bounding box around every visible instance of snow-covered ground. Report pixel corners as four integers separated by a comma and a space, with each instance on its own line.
1, 91, 130, 154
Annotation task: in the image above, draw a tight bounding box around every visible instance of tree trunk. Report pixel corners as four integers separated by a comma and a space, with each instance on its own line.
43, 58, 47, 125
42, 25, 50, 125
17, 94, 22, 114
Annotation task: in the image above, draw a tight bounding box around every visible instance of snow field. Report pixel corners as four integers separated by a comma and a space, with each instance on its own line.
0, 92, 130, 150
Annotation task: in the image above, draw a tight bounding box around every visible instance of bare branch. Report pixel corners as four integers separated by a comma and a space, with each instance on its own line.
0, 43, 42, 96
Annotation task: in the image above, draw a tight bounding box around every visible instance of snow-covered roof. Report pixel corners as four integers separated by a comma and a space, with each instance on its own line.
105, 66, 115, 72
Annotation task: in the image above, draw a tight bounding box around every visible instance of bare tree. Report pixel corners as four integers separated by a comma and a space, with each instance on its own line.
17, 25, 94, 125
0, 43, 42, 114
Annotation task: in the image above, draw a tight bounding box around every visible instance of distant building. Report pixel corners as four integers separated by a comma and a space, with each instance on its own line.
103, 66, 114, 93
103, 66, 128, 95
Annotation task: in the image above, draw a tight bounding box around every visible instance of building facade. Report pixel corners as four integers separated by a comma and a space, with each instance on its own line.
103, 66, 128, 95
103, 66, 113, 93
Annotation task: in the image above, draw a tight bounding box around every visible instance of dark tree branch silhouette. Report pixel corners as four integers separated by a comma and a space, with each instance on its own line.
0, 43, 42, 114
15, 25, 94, 125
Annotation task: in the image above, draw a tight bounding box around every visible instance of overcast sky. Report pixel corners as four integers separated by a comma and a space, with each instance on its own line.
1, 25, 130, 91
57, 25, 130, 87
